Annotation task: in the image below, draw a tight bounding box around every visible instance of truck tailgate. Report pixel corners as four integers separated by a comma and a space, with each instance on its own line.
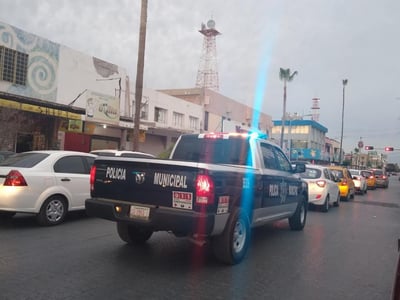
92, 157, 200, 209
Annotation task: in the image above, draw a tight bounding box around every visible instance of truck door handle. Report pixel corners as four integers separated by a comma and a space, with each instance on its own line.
61, 178, 71, 182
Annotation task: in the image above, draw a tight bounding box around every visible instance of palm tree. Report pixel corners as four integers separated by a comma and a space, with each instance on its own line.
279, 68, 298, 149
133, 0, 148, 151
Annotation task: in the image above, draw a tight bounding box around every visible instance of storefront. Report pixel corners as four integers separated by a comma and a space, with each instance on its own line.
0, 93, 132, 153
0, 94, 83, 152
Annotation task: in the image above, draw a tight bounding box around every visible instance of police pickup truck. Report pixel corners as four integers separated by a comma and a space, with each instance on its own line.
85, 132, 307, 264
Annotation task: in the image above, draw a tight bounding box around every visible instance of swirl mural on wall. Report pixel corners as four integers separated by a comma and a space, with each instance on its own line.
28, 52, 57, 95
0, 21, 59, 101
0, 23, 16, 48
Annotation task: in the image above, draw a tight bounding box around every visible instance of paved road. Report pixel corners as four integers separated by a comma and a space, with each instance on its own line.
1, 177, 399, 300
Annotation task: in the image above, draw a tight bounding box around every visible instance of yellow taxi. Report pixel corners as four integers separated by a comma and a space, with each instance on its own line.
328, 166, 356, 201
360, 170, 377, 189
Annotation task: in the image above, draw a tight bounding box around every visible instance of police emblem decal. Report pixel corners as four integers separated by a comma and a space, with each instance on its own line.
134, 172, 146, 184
279, 180, 288, 203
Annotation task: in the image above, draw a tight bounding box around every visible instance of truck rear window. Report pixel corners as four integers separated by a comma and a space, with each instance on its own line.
172, 136, 251, 166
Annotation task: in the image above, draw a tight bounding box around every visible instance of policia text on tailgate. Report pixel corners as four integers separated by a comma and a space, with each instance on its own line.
85, 132, 307, 265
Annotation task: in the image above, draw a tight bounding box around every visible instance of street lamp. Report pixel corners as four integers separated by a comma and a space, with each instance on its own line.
339, 79, 348, 164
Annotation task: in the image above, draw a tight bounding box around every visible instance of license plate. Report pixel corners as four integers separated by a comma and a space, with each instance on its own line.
129, 205, 150, 220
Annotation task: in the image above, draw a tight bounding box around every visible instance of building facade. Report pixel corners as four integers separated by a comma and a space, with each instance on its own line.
0, 21, 273, 156
271, 118, 331, 163
159, 88, 273, 135
0, 21, 204, 156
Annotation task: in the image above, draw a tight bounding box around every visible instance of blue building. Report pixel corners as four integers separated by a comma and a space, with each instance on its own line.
271, 118, 335, 163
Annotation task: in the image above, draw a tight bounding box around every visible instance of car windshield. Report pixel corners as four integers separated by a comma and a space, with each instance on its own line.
300, 168, 321, 179
374, 170, 383, 176
0, 152, 49, 167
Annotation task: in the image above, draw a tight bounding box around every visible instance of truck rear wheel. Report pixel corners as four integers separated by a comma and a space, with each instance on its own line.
117, 222, 153, 245
288, 195, 307, 231
211, 208, 250, 265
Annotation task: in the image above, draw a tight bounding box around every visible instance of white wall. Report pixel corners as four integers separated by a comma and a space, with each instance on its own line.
139, 88, 203, 133
57, 46, 129, 116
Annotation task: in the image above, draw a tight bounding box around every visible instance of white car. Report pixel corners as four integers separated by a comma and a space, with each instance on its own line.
0, 150, 96, 225
349, 169, 368, 194
90, 149, 155, 158
299, 165, 340, 212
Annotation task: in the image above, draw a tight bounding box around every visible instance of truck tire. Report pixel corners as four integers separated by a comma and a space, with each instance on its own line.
211, 208, 250, 265
288, 195, 307, 231
37, 195, 67, 226
117, 222, 153, 245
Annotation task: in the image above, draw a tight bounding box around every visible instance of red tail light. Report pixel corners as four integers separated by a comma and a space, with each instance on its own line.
369, 175, 374, 179
382, 175, 387, 179
90, 165, 96, 191
4, 170, 27, 186
195, 174, 214, 205
316, 180, 326, 188
340, 179, 348, 186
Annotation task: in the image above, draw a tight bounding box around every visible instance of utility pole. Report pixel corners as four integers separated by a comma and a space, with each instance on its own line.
339, 79, 348, 164
132, 0, 148, 151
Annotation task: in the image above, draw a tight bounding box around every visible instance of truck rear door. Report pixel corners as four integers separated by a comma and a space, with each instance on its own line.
92, 157, 200, 209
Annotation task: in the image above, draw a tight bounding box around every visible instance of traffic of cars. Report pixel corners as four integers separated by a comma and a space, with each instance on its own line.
299, 164, 391, 213
0, 147, 395, 224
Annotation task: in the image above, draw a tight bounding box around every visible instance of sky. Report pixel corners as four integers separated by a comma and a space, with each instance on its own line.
1, 0, 400, 163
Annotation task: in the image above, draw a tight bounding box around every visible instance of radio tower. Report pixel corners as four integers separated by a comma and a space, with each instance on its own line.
311, 97, 320, 121
195, 19, 220, 91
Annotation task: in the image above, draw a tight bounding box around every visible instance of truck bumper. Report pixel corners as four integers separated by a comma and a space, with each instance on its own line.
85, 198, 229, 236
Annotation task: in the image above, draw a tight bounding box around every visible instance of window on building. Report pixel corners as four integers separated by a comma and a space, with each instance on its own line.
292, 140, 308, 148
154, 107, 167, 123
140, 103, 148, 120
0, 46, 28, 85
189, 116, 199, 130
132, 101, 149, 120
173, 112, 184, 128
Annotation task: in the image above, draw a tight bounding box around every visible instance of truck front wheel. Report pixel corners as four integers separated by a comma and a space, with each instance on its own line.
117, 222, 153, 245
288, 195, 307, 231
211, 208, 250, 265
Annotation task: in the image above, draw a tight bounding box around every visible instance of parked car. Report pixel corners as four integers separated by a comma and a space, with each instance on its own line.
370, 168, 389, 188
359, 169, 377, 189
299, 165, 340, 212
0, 150, 15, 163
328, 166, 356, 201
349, 169, 368, 195
0, 150, 96, 225
90, 149, 155, 158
